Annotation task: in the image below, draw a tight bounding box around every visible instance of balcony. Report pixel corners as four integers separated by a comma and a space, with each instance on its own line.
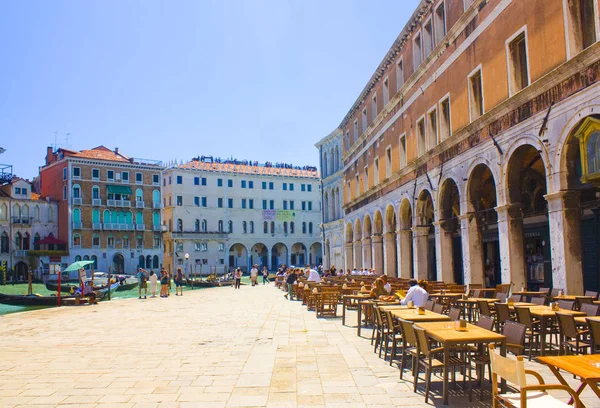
136, 224, 146, 231
136, 201, 145, 209
72, 222, 83, 229
153, 201, 162, 209
103, 223, 115, 230
153, 225, 163, 232
123, 200, 131, 207
136, 179, 143, 185
14, 250, 28, 257
166, 231, 228, 240
119, 224, 131, 231
73, 244, 81, 249
92, 199, 102, 206
107, 200, 131, 208
92, 223, 102, 230
12, 217, 34, 225
72, 197, 82, 205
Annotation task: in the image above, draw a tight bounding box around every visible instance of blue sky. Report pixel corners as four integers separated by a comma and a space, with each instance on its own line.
0, 0, 420, 179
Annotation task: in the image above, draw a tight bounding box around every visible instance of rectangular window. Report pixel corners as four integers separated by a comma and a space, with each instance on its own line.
301, 184, 306, 191
262, 199, 267, 209
468, 68, 484, 121
507, 30, 530, 95
362, 108, 367, 132
241, 180, 246, 188
248, 181, 253, 189
262, 181, 266, 189
565, 0, 598, 57
15, 187, 21, 194
307, 184, 312, 192
217, 178, 223, 187
396, 58, 404, 91
308, 201, 312, 211
400, 134, 407, 167
242, 199, 247, 209
194, 197, 200, 207
73, 167, 81, 179
347, 181, 352, 201
289, 201, 294, 210
249, 199, 254, 209
439, 96, 451, 141
345, 131, 350, 151
228, 179, 233, 187
177, 196, 183, 206
435, 1, 447, 45
202, 197, 207, 207
374, 158, 379, 185
289, 183, 294, 191
163, 178, 166, 187
136, 172, 143, 184
195, 242, 201, 252
283, 200, 288, 210
194, 177, 199, 185
386, 147, 392, 178
355, 174, 360, 196
121, 171, 129, 183
372, 94, 377, 119
353, 120, 359, 141
202, 177, 207, 186
364, 167, 369, 191
107, 170, 114, 181
423, 18, 433, 58
269, 182, 274, 190
302, 201, 306, 211
413, 31, 423, 69
218, 198, 223, 208
383, 77, 389, 105
168, 176, 172, 184
92, 168, 100, 180
63, 167, 67, 180
428, 107, 438, 149
219, 243, 225, 251
152, 174, 159, 185
269, 200, 274, 210
417, 117, 426, 156
228, 198, 233, 208
177, 175, 183, 184
283, 182, 287, 191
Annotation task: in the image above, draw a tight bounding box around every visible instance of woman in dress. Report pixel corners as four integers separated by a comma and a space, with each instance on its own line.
160, 269, 169, 297
149, 271, 158, 298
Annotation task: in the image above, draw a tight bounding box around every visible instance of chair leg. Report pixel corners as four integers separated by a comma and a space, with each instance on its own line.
399, 350, 405, 379
424, 368, 431, 404
413, 363, 419, 393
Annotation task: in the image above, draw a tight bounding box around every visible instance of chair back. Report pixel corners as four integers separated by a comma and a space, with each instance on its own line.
551, 288, 562, 298
584, 290, 599, 300
385, 310, 397, 332
556, 312, 578, 339
399, 318, 417, 346
477, 315, 495, 331
432, 303, 444, 314
538, 287, 550, 294
586, 318, 600, 353
449, 307, 461, 321
488, 344, 527, 388
510, 294, 523, 302
496, 292, 507, 303
557, 299, 575, 310
374, 306, 387, 330
580, 303, 600, 316
414, 326, 432, 357
530, 296, 545, 305
495, 302, 511, 324
477, 300, 492, 317
514, 306, 534, 330
472, 289, 482, 298
424, 299, 435, 311
503, 321, 526, 356
495, 284, 511, 294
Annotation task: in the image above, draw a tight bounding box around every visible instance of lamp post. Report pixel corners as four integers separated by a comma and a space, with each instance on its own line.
185, 253, 190, 289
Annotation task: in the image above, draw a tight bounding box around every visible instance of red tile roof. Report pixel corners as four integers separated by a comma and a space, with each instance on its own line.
177, 161, 320, 178
69, 145, 130, 162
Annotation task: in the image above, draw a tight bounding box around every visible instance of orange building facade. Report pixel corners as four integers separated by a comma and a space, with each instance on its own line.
319, 0, 600, 294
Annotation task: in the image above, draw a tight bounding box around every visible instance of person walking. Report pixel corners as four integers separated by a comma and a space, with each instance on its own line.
160, 268, 169, 298
137, 268, 148, 299
284, 268, 297, 300
234, 268, 242, 289
262, 266, 269, 285
149, 270, 158, 298
175, 268, 184, 296
250, 264, 259, 287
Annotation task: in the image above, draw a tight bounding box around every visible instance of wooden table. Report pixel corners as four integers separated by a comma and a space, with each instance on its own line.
456, 298, 498, 322
390, 308, 451, 323
506, 302, 537, 310
341, 294, 369, 327
415, 321, 506, 405
513, 291, 548, 302
553, 295, 595, 310
574, 316, 600, 325
526, 306, 586, 356
537, 355, 600, 402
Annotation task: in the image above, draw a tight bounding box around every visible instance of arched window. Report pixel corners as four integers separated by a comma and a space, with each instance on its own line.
146, 255, 152, 268
22, 204, 29, 219
92, 234, 100, 247
283, 221, 288, 234
33, 233, 40, 247
48, 206, 53, 222
249, 221, 254, 234
153, 212, 160, 227
309, 222, 313, 234
111, 210, 118, 224
168, 219, 173, 231
139, 255, 145, 268
218, 220, 224, 232
302, 222, 307, 234
22, 233, 30, 250
228, 220, 233, 233
0, 203, 7, 220
123, 235, 130, 248
152, 189, 160, 204
91, 255, 98, 269
0, 232, 9, 253
92, 186, 100, 200
14, 232, 22, 250
153, 255, 159, 269
13, 203, 20, 218
263, 221, 268, 234
323, 152, 328, 177
72, 208, 81, 224
34, 205, 40, 221
243, 221, 247, 233
75, 255, 82, 262
83, 255, 90, 269
103, 210, 111, 223
136, 188, 143, 202
73, 234, 81, 248
72, 184, 81, 199
270, 221, 275, 234
136, 212, 144, 226
290, 222, 295, 234
201, 219, 207, 232
92, 209, 100, 225
177, 218, 183, 232
126, 211, 133, 225
117, 211, 125, 225
195, 219, 200, 232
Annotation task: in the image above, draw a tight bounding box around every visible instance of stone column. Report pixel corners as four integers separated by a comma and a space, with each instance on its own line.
495, 204, 526, 291
397, 229, 413, 278
434, 221, 454, 283
371, 234, 384, 275
459, 213, 484, 286
353, 240, 362, 269
267, 247, 272, 271
383, 232, 397, 277
345, 243, 353, 271
362, 237, 372, 269
545, 191, 584, 295
412, 226, 430, 280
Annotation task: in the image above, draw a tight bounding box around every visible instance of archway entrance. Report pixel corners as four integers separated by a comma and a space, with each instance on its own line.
271, 243, 288, 269
399, 199, 414, 278
291, 243, 307, 266
384, 205, 398, 277
309, 242, 322, 266
113, 253, 125, 274
229, 243, 248, 272
416, 190, 436, 281
439, 178, 463, 284
251, 243, 268, 270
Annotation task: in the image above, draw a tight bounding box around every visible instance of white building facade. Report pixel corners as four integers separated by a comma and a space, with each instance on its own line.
162, 158, 322, 274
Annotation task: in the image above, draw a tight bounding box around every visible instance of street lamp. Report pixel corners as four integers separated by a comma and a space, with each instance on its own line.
184, 253, 190, 276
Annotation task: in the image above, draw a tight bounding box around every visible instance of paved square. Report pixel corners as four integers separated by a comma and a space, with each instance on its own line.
0, 285, 597, 407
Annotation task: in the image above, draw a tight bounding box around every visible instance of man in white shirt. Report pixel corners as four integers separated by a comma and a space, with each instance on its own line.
400, 279, 429, 307
381, 275, 392, 295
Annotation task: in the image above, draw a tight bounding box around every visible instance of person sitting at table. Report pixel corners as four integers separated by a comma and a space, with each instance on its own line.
380, 275, 392, 295
400, 278, 429, 307
369, 278, 388, 300
307, 268, 321, 283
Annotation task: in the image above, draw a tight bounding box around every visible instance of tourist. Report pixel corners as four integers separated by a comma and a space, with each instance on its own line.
160, 268, 169, 297
234, 268, 242, 289
167, 271, 172, 296
369, 279, 387, 299
250, 264, 259, 287
83, 280, 97, 302
380, 275, 392, 295
149, 271, 158, 298
175, 268, 184, 296
262, 266, 269, 285
307, 268, 321, 283
400, 278, 429, 307
137, 268, 148, 299
284, 268, 297, 300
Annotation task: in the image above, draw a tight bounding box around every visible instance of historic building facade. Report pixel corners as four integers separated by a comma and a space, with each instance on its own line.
315, 130, 345, 271
39, 146, 164, 274
319, 0, 600, 294
162, 158, 322, 274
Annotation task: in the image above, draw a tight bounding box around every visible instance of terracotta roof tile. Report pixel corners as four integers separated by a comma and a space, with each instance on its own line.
176, 161, 319, 178
71, 146, 130, 162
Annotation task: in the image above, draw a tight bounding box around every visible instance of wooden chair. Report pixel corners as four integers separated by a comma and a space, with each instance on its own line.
424, 299, 435, 311
580, 303, 600, 316
413, 326, 470, 404
384, 311, 403, 366
538, 287, 550, 295
586, 318, 600, 354
488, 344, 583, 408
477, 299, 496, 319
514, 306, 541, 361
316, 290, 339, 318
557, 299, 576, 310
468, 283, 483, 297
432, 303, 444, 314
555, 312, 590, 355
373, 306, 390, 357
398, 318, 419, 380
495, 302, 512, 332
530, 296, 546, 305
510, 294, 523, 302
448, 307, 461, 321
477, 315, 495, 331
496, 292, 507, 303
550, 288, 562, 298
584, 290, 599, 300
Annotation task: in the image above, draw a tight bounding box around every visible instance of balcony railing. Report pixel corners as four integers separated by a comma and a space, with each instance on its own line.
107, 200, 131, 207
92, 223, 102, 230
136, 201, 145, 208
136, 179, 143, 185
136, 224, 146, 231
73, 244, 81, 249
92, 199, 102, 206
12, 217, 34, 225
153, 201, 162, 209
72, 197, 82, 205
119, 224, 131, 231
72, 222, 83, 229
103, 223, 115, 230
153, 225, 162, 232
14, 250, 28, 257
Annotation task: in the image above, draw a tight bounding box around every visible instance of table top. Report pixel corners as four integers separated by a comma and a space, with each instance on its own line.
429, 292, 464, 298
379, 305, 410, 311
390, 308, 451, 323
505, 302, 536, 309
457, 298, 498, 304
574, 316, 600, 324
342, 294, 370, 300
476, 288, 498, 292
415, 321, 506, 344
513, 291, 548, 296
553, 295, 594, 301
527, 305, 587, 317
537, 355, 600, 380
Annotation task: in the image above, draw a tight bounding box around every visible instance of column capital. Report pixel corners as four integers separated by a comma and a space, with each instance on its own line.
383, 231, 396, 239
397, 229, 413, 236
544, 190, 581, 212
371, 234, 383, 243
494, 203, 523, 221
412, 226, 431, 236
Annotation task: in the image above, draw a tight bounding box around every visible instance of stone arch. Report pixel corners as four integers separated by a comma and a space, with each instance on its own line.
291, 242, 307, 266
309, 242, 322, 266
229, 243, 249, 272
385, 205, 397, 233
363, 214, 372, 239
414, 189, 436, 281
400, 198, 413, 230
353, 218, 363, 268
250, 243, 268, 270
373, 210, 383, 235
271, 242, 288, 269
398, 198, 414, 278
345, 222, 353, 243
354, 218, 362, 240
438, 177, 462, 283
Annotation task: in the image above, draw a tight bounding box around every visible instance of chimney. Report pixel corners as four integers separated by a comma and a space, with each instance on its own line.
45, 146, 54, 165
115, 147, 119, 154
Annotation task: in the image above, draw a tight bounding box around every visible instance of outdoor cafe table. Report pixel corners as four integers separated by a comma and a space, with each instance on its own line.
389, 307, 451, 323
513, 291, 548, 302
415, 321, 506, 405
341, 293, 369, 327
522, 305, 586, 356
456, 298, 498, 322
553, 295, 595, 309
574, 315, 600, 325
356, 299, 400, 337
537, 354, 600, 401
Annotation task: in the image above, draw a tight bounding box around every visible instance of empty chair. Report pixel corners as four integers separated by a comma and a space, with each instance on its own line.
550, 288, 562, 298
587, 318, 600, 354
448, 307, 461, 321
584, 290, 599, 300
514, 306, 541, 360
472, 289, 482, 298
510, 294, 522, 302
424, 299, 435, 311
495, 302, 512, 332
476, 315, 495, 331
580, 303, 600, 317
557, 299, 575, 310
398, 319, 419, 379
538, 287, 550, 295
530, 296, 546, 305
373, 306, 390, 357
488, 344, 583, 408
384, 311, 403, 366
555, 312, 591, 355
432, 303, 444, 314
477, 300, 495, 318
496, 292, 507, 303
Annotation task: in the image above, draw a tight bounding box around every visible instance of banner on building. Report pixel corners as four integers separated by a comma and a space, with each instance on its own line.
263, 210, 277, 221
263, 210, 296, 221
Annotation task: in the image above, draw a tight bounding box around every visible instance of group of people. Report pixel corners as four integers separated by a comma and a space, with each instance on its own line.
320, 265, 378, 278
137, 267, 181, 299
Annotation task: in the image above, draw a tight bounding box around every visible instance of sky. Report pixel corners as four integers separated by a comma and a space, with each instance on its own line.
0, 0, 421, 179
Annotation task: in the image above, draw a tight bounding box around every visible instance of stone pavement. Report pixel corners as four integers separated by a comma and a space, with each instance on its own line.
0, 285, 598, 408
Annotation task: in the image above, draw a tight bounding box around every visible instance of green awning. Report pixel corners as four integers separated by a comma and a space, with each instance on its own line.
107, 185, 133, 195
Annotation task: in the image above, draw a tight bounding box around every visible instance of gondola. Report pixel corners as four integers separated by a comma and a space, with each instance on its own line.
115, 281, 138, 291
185, 278, 235, 288
0, 292, 75, 306
45, 282, 80, 292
